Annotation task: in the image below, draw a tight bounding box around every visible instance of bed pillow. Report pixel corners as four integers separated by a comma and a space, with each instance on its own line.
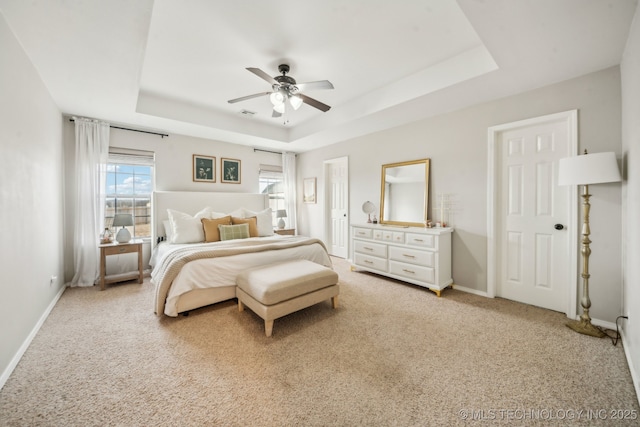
218, 223, 250, 241
231, 216, 259, 237
167, 207, 213, 244
163, 219, 174, 242
201, 216, 232, 242
228, 208, 245, 219
243, 208, 274, 236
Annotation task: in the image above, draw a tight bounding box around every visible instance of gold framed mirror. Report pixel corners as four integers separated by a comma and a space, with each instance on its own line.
379, 159, 430, 227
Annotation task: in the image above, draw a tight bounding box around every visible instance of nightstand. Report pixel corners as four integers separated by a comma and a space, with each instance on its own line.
99, 240, 143, 290
274, 228, 295, 236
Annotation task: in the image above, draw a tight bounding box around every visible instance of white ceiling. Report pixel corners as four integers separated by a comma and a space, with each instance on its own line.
1, 0, 637, 152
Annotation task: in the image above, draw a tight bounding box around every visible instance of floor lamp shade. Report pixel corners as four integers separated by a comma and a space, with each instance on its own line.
112, 214, 133, 243
558, 151, 621, 186
558, 150, 621, 337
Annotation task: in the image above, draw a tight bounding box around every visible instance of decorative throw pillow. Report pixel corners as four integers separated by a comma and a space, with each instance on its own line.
167, 207, 213, 244
231, 216, 259, 237
242, 208, 274, 236
201, 216, 232, 242
218, 223, 250, 241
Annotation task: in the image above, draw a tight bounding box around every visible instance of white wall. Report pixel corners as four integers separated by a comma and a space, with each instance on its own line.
62, 121, 282, 280
0, 12, 65, 385
298, 66, 623, 324
621, 2, 640, 402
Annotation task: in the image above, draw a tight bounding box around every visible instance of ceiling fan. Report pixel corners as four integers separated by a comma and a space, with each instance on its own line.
228, 64, 334, 118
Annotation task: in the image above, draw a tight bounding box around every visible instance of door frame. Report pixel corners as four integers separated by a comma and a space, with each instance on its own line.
323, 156, 349, 258
486, 110, 578, 319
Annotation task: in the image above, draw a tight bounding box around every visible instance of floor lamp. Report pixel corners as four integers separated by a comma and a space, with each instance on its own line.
558, 150, 621, 337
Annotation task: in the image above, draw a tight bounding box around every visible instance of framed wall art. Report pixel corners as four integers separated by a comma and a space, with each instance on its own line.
193, 155, 215, 183
303, 177, 317, 203
221, 158, 241, 184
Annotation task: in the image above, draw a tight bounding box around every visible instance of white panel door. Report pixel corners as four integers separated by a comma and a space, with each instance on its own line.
326, 157, 348, 258
497, 120, 572, 312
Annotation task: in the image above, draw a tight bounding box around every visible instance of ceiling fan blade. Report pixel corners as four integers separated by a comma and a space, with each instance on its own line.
246, 67, 278, 85
299, 94, 331, 112
272, 109, 282, 118
295, 80, 334, 92
227, 92, 271, 104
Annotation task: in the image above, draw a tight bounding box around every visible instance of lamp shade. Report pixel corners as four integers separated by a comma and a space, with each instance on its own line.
112, 214, 133, 227
289, 95, 303, 110
558, 151, 621, 186
276, 209, 287, 218
270, 91, 285, 106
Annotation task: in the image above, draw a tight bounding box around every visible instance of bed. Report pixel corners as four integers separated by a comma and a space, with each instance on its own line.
150, 191, 333, 317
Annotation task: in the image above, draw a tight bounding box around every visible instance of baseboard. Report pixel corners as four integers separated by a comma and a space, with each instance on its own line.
453, 284, 489, 297
620, 328, 640, 407
0, 285, 66, 390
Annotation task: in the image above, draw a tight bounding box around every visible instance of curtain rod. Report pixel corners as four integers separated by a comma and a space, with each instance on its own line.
253, 148, 298, 156
68, 118, 169, 138
253, 148, 282, 155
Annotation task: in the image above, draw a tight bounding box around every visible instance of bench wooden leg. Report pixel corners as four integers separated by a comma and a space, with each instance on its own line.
331, 295, 339, 309
265, 320, 274, 337
238, 299, 244, 312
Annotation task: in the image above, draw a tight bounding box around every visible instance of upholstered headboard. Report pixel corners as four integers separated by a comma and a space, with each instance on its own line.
152, 191, 269, 249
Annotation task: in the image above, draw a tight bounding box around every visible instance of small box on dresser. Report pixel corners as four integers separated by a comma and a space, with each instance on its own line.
350, 224, 453, 297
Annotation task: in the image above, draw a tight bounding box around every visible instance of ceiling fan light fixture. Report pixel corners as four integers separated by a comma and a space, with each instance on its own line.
273, 103, 285, 114
269, 91, 285, 106
289, 95, 303, 110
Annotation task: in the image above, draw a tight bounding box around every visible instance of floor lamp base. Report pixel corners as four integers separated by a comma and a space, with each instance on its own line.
566, 319, 605, 338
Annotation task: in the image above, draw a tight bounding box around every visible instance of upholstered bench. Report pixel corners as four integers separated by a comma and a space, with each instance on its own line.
236, 259, 339, 337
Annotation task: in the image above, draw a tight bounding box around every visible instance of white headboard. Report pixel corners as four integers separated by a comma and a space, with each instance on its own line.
152, 191, 269, 248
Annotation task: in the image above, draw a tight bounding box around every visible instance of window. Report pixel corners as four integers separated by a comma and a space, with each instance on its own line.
259, 164, 284, 226
105, 148, 155, 239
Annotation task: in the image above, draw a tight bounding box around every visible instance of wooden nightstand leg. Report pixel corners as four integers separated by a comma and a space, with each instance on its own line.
100, 248, 106, 291
137, 245, 143, 284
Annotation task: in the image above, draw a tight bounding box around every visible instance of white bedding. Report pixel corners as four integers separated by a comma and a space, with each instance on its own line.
151, 236, 332, 316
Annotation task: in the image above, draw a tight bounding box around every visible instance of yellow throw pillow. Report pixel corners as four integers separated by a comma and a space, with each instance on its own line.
231, 216, 259, 237
201, 216, 232, 242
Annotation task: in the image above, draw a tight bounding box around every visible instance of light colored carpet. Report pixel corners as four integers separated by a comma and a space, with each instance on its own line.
0, 257, 638, 426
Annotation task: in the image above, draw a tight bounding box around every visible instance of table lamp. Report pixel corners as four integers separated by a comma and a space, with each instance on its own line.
276, 210, 287, 229
112, 213, 133, 243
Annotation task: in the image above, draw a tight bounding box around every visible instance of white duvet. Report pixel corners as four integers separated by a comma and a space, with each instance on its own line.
150, 236, 332, 316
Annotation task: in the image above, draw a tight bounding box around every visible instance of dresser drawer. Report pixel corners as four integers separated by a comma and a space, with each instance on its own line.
389, 260, 435, 284
406, 233, 435, 249
355, 253, 387, 271
388, 246, 434, 267
353, 227, 372, 239
354, 240, 387, 258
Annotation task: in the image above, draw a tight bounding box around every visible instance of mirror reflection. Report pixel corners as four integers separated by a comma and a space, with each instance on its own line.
380, 159, 429, 227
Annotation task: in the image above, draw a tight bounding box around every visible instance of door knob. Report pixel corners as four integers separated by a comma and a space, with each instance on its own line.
554, 224, 564, 230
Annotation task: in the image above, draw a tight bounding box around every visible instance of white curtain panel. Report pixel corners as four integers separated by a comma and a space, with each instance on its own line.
70, 118, 109, 287
282, 152, 297, 231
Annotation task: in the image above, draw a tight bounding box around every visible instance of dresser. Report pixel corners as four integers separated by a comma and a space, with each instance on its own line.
350, 224, 453, 297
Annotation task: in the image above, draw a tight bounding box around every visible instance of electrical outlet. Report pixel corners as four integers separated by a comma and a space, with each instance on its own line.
50, 276, 58, 287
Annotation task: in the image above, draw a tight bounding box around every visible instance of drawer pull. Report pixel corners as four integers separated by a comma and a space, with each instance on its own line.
413, 239, 424, 243
364, 260, 374, 264
358, 231, 366, 235
402, 269, 416, 274
402, 254, 415, 259
118, 248, 126, 253
363, 247, 374, 251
